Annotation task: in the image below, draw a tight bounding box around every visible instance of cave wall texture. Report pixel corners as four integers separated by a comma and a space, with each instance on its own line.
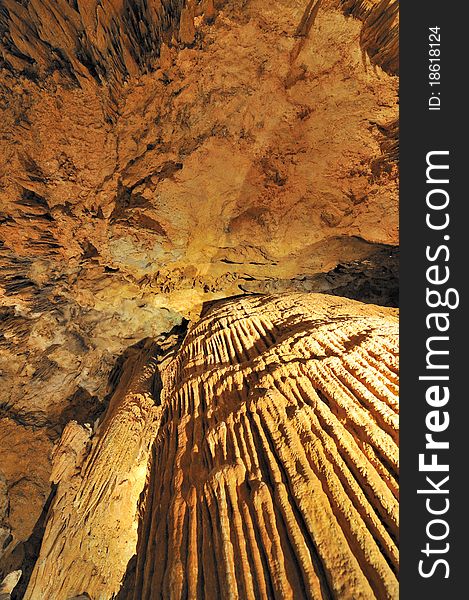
24, 293, 398, 600
0, 0, 399, 598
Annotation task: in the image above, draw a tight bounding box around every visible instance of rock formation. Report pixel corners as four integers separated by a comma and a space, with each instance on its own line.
22, 293, 398, 599
0, 0, 399, 597
22, 340, 164, 600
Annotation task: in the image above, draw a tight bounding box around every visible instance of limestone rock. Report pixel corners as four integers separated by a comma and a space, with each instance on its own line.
0, 0, 398, 451
179, 2, 197, 45
0, 570, 21, 596
0, 419, 52, 576
23, 341, 165, 600
0, 0, 399, 594
26, 294, 398, 599
49, 421, 92, 485
0, 0, 398, 430
1, 570, 21, 589
133, 293, 399, 599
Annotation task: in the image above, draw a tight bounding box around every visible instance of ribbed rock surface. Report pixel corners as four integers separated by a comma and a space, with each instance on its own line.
0, 0, 399, 593
134, 293, 399, 599
21, 338, 176, 600
24, 293, 398, 599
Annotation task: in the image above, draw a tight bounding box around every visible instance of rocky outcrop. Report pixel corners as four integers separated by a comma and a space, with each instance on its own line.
23, 293, 398, 599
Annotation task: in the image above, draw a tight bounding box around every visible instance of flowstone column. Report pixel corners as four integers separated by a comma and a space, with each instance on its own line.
24, 341, 166, 600
24, 293, 398, 599
133, 293, 399, 600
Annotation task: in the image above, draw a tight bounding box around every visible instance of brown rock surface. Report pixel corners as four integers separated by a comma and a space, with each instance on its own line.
0, 0, 399, 595
0, 0, 399, 413
24, 293, 398, 599
0, 418, 52, 578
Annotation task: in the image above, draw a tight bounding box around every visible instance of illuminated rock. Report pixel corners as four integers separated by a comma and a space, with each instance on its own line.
25, 294, 398, 599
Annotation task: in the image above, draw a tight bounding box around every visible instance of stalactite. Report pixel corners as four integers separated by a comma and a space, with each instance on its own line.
340, 0, 399, 75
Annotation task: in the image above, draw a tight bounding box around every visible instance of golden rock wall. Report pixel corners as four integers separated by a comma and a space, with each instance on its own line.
25, 293, 398, 599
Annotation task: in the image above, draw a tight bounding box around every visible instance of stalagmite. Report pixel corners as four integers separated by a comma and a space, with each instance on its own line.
23, 341, 166, 600
25, 293, 398, 599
